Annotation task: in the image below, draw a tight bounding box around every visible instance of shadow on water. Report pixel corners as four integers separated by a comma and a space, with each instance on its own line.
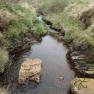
1, 35, 75, 94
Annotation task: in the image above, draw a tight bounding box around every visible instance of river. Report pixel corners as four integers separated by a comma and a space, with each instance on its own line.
7, 35, 75, 94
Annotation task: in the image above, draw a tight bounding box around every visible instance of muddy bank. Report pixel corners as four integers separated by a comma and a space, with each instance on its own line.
61, 36, 94, 94
66, 40, 94, 94
68, 42, 94, 76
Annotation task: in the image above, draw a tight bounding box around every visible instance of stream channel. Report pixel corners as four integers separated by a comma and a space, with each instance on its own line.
7, 35, 75, 94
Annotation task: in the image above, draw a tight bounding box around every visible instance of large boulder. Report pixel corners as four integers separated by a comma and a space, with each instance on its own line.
18, 58, 42, 85
70, 78, 94, 94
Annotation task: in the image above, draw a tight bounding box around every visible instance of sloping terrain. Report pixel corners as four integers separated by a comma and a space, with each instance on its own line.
0, 1, 47, 73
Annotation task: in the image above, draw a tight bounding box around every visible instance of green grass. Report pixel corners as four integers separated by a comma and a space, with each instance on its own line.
35, 0, 93, 14
46, 12, 84, 41
0, 3, 34, 48
38, 0, 94, 47
46, 13, 64, 28
0, 1, 47, 48
0, 0, 93, 46
33, 21, 47, 37
0, 1, 48, 73
63, 12, 94, 46
39, 0, 70, 13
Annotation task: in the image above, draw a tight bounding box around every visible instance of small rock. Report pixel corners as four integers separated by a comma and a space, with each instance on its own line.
56, 76, 64, 81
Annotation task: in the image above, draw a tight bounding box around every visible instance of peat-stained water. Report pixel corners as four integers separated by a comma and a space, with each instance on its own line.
19, 35, 75, 94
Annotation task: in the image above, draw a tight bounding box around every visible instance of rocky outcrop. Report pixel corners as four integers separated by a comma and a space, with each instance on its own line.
71, 78, 94, 94
18, 58, 42, 85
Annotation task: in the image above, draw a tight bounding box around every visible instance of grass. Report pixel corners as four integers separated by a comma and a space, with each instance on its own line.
32, 21, 47, 37
46, 12, 84, 41
37, 0, 94, 47
36, 0, 93, 14
46, 13, 64, 28
0, 2, 34, 47
63, 13, 94, 46
39, 0, 69, 13
0, 1, 47, 48
0, 1, 47, 73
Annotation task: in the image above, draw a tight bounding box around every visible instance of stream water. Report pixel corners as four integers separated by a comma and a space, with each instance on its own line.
7, 35, 75, 94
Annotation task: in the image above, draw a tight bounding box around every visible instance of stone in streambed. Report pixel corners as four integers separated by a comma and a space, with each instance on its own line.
18, 58, 42, 85
70, 78, 94, 94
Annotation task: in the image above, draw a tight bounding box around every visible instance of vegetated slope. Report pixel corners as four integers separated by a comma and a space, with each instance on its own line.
34, 0, 94, 47
0, 1, 47, 73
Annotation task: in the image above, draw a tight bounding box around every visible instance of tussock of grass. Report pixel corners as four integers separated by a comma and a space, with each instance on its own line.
62, 13, 83, 38
63, 13, 94, 46
0, 1, 47, 73
0, 3, 34, 48
46, 13, 64, 28
0, 1, 47, 48
33, 21, 47, 37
